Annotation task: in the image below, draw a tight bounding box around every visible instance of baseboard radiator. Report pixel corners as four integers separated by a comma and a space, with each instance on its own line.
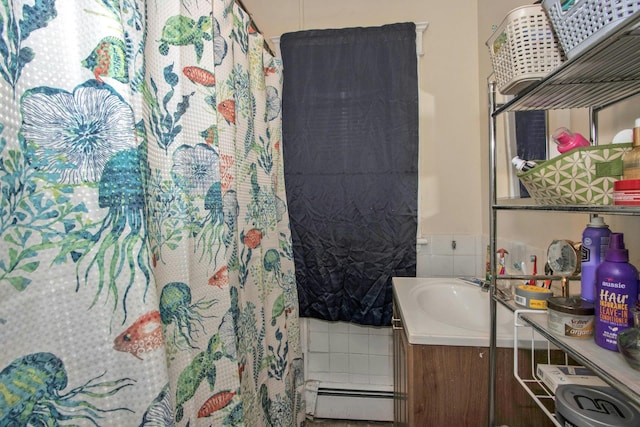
305, 381, 394, 421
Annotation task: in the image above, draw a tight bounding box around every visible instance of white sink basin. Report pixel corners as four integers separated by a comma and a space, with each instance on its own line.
392, 277, 515, 347
414, 282, 494, 332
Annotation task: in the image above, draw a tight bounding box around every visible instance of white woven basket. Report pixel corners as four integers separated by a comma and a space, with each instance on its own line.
487, 5, 565, 95
542, 0, 640, 59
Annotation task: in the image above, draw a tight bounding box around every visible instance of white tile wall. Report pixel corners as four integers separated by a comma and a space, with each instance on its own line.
416, 234, 484, 278
306, 319, 394, 387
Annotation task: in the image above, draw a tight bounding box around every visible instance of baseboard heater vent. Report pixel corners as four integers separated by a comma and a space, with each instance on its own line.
318, 387, 394, 399
308, 384, 394, 421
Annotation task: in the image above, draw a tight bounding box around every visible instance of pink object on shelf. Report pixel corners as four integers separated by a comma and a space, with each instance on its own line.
552, 127, 591, 153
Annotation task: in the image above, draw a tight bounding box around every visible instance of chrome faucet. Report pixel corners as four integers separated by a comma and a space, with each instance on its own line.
457, 277, 490, 291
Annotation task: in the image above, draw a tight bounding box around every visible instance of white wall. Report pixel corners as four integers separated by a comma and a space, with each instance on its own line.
242, 0, 483, 239
243, 0, 640, 262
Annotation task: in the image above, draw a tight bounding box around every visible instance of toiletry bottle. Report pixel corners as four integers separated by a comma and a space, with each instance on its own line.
580, 216, 610, 302
594, 233, 639, 351
552, 127, 591, 153
485, 245, 491, 282
622, 118, 640, 180
511, 156, 537, 172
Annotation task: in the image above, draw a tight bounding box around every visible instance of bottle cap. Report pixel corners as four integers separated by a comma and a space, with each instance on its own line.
552, 127, 573, 145
511, 156, 536, 171
587, 216, 608, 228
614, 179, 640, 190
552, 127, 591, 153
605, 233, 629, 262
511, 156, 524, 169
612, 129, 633, 144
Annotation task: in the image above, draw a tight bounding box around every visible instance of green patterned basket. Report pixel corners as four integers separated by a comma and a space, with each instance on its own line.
517, 143, 632, 205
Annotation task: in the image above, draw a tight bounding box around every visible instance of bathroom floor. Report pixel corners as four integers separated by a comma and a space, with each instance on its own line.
306, 419, 392, 427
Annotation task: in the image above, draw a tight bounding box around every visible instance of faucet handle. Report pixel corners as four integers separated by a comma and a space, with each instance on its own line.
457, 277, 490, 290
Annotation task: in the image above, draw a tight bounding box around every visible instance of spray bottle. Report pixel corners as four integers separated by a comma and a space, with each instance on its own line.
580, 216, 610, 302
594, 233, 639, 351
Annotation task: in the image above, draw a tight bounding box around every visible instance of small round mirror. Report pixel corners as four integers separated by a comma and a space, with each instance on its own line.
546, 239, 581, 297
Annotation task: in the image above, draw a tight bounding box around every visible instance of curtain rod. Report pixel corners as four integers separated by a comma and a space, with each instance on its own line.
234, 0, 276, 57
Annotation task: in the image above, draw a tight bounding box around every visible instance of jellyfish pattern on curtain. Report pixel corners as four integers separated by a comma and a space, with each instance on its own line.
0, 0, 304, 426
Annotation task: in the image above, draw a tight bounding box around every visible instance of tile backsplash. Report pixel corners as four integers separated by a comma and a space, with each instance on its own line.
306, 319, 393, 387
416, 234, 484, 278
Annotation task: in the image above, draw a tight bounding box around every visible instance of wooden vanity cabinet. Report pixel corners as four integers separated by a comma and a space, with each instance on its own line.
392, 297, 556, 426
392, 300, 410, 425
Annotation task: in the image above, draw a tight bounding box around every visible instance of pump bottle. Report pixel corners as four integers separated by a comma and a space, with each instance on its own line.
594, 233, 639, 351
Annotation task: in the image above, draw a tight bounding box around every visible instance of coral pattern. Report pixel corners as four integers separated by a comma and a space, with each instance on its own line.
0, 0, 304, 426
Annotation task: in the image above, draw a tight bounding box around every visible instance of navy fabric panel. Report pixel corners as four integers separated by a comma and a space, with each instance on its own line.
515, 110, 547, 197
281, 23, 418, 326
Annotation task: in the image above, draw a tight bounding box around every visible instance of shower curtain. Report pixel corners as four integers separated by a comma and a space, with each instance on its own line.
0, 1, 304, 426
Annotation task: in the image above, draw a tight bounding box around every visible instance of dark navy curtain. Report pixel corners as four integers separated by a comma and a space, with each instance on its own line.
515, 110, 547, 197
280, 23, 418, 326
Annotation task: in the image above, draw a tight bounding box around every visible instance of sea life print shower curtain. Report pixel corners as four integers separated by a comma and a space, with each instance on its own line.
0, 0, 304, 426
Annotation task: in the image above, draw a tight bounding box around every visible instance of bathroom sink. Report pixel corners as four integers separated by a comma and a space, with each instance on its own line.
392, 277, 514, 347
414, 282, 493, 332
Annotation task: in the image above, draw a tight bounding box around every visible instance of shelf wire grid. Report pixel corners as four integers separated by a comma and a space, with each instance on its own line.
513, 309, 568, 427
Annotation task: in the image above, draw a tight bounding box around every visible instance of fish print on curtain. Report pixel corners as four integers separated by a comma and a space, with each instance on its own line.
0, 0, 304, 426
213, 0, 305, 424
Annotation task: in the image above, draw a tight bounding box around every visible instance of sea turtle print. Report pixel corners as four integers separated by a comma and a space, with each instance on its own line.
158, 14, 213, 63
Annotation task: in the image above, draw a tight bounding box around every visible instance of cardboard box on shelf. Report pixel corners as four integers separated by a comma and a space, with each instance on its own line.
536, 364, 607, 393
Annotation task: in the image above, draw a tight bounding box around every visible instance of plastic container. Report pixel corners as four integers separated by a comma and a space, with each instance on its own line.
594, 233, 639, 351
542, 0, 640, 59
514, 284, 553, 309
552, 127, 591, 153
555, 385, 640, 427
547, 296, 594, 339
580, 217, 610, 302
623, 118, 640, 180
515, 143, 632, 206
614, 179, 640, 206
486, 4, 564, 95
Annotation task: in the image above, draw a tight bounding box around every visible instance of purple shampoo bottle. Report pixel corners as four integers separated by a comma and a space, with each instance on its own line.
581, 216, 610, 302
594, 233, 639, 351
